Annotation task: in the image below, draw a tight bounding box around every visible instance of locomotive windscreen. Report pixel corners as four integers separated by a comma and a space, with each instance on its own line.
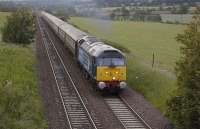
96, 58, 125, 66
96, 50, 125, 66
98, 50, 124, 58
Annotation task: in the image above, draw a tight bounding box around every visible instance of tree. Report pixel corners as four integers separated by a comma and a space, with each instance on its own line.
171, 6, 178, 14
121, 6, 129, 20
166, 15, 200, 129
159, 5, 164, 11
178, 4, 189, 14
2, 8, 35, 44
195, 6, 200, 14
110, 12, 116, 20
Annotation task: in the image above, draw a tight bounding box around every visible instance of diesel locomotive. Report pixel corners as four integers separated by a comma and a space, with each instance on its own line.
41, 11, 127, 90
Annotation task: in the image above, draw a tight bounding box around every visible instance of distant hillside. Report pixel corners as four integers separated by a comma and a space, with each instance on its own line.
151, 0, 200, 5
94, 0, 200, 7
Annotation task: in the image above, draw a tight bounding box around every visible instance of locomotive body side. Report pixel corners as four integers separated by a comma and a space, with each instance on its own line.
78, 46, 95, 78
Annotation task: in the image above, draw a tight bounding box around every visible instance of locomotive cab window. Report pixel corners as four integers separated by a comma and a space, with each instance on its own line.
96, 50, 125, 66
96, 58, 125, 66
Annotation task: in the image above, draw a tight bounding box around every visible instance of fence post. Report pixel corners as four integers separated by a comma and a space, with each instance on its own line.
152, 52, 155, 68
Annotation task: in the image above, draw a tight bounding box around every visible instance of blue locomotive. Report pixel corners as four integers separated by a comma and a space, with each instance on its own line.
41, 12, 127, 90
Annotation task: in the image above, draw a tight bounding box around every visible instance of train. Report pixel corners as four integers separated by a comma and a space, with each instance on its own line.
40, 11, 127, 91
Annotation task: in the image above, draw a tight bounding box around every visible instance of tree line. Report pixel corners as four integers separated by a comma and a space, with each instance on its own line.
109, 4, 197, 22
95, 0, 200, 7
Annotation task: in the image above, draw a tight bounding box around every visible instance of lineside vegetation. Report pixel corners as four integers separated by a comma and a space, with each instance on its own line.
1, 8, 35, 44
0, 43, 47, 129
0, 11, 47, 129
167, 15, 200, 129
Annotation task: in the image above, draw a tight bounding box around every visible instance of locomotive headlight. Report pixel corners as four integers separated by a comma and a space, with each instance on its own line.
116, 71, 119, 74
98, 82, 106, 90
119, 81, 127, 89
112, 77, 116, 80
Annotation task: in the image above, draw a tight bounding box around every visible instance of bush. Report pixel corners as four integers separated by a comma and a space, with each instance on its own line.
1, 8, 35, 44
167, 16, 200, 129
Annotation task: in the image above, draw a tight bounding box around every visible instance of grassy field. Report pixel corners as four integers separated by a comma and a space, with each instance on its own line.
0, 12, 9, 21
0, 12, 10, 28
69, 17, 184, 72
102, 6, 198, 12
0, 12, 47, 129
69, 17, 185, 113
0, 12, 10, 40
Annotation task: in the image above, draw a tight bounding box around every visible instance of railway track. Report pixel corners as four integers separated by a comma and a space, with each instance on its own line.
38, 16, 153, 129
37, 17, 102, 129
104, 96, 152, 129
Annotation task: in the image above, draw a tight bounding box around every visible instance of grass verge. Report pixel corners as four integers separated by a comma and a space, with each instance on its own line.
0, 42, 47, 129
127, 55, 177, 112
0, 11, 47, 129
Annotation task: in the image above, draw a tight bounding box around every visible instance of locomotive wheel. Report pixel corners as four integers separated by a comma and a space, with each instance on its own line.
84, 70, 89, 80
85, 73, 89, 80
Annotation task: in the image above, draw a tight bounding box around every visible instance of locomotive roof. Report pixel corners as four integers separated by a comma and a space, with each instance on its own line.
81, 41, 123, 57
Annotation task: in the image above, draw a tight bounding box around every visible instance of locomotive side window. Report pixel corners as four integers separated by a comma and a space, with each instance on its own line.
79, 39, 85, 44
86, 37, 98, 43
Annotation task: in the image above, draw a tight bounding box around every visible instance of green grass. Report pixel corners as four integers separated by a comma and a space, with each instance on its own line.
0, 12, 10, 41
0, 12, 47, 129
69, 17, 185, 113
127, 56, 177, 112
0, 43, 47, 129
69, 17, 185, 72
0, 12, 9, 27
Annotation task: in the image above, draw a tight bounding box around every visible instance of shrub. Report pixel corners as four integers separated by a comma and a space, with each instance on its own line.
166, 15, 200, 129
2, 8, 35, 44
